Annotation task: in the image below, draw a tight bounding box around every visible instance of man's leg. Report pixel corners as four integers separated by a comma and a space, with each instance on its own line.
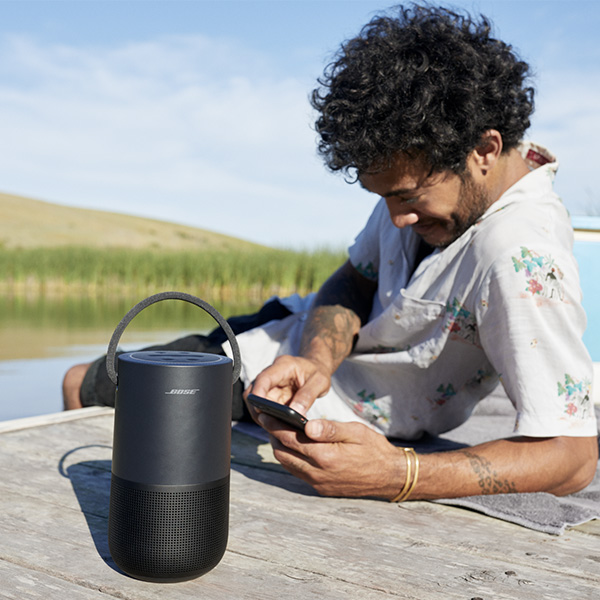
63, 363, 91, 410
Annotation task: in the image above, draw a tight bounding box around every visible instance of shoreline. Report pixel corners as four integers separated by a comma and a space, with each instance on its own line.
0, 278, 307, 304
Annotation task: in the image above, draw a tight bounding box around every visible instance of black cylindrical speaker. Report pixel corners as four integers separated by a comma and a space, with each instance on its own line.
105, 292, 241, 582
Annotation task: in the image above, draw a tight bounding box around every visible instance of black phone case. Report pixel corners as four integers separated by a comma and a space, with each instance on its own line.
247, 394, 308, 431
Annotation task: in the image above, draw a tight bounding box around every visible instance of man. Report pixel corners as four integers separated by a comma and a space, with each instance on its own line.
63, 5, 598, 501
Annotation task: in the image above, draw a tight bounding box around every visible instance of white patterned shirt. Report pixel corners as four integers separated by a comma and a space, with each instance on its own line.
231, 143, 597, 439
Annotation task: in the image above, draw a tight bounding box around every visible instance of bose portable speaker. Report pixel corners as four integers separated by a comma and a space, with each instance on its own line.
106, 292, 241, 582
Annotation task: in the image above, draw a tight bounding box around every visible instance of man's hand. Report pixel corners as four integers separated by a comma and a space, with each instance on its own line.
258, 414, 404, 499
244, 354, 332, 422
256, 413, 599, 500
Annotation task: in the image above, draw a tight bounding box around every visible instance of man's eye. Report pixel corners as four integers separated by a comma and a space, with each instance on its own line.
385, 195, 421, 206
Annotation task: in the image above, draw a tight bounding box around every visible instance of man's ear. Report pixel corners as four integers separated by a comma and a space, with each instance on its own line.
470, 129, 503, 176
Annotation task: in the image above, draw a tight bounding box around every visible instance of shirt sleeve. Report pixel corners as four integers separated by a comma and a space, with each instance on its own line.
476, 244, 597, 437
347, 199, 387, 282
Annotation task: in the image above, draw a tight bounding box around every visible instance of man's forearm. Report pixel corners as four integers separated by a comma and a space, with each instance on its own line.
412, 435, 598, 499
299, 305, 361, 375
298, 260, 376, 374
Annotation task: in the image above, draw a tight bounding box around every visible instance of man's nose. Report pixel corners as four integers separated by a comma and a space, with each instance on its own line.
386, 200, 419, 229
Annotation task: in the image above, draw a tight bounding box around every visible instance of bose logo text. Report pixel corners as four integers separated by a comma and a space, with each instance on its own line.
165, 389, 200, 395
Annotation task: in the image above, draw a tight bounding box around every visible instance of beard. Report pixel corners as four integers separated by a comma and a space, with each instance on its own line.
424, 170, 492, 249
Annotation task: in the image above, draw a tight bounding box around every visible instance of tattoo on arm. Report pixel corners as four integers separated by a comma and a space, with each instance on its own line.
299, 260, 376, 367
462, 451, 518, 495
299, 305, 359, 364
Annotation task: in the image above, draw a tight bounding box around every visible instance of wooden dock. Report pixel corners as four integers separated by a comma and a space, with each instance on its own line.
0, 407, 598, 599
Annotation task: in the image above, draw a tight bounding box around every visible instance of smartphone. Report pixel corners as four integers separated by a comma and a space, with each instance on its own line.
246, 394, 308, 431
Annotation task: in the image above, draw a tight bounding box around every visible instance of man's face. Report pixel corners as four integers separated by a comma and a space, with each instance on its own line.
359, 156, 493, 248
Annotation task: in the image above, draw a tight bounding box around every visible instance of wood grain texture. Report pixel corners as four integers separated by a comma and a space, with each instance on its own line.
0, 411, 598, 599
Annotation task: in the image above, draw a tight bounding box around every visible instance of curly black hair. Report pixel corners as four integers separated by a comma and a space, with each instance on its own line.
311, 4, 534, 177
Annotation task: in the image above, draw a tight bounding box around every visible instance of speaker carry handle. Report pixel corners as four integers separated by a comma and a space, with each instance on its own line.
106, 291, 242, 386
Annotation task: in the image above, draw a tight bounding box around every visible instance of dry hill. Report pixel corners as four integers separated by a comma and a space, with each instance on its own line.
0, 191, 263, 251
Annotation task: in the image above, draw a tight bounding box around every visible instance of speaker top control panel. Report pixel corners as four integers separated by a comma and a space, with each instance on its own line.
125, 351, 229, 367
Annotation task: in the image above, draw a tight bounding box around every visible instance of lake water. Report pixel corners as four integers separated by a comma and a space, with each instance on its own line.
0, 296, 255, 421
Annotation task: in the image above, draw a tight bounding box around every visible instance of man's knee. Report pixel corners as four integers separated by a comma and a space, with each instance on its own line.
62, 363, 91, 410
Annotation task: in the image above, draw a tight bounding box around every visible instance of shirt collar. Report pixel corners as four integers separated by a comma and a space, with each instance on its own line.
479, 142, 559, 222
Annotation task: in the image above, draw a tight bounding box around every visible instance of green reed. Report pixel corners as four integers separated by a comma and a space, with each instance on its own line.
0, 246, 346, 302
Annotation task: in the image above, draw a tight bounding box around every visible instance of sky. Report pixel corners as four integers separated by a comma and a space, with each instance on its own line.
0, 0, 598, 249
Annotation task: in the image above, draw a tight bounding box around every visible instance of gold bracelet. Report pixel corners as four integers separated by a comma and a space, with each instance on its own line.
402, 449, 419, 502
390, 447, 419, 503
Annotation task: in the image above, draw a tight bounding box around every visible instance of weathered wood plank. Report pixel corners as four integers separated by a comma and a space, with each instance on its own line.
0, 559, 115, 600
227, 496, 599, 599
2, 461, 598, 600
0, 406, 113, 434
573, 518, 600, 536
0, 488, 407, 599
1, 413, 598, 600
3, 462, 598, 600
228, 438, 600, 585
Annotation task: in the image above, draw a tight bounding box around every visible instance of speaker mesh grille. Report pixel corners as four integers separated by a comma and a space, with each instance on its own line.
109, 477, 229, 580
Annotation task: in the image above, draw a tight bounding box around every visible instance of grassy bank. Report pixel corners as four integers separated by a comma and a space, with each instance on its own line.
0, 246, 346, 302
